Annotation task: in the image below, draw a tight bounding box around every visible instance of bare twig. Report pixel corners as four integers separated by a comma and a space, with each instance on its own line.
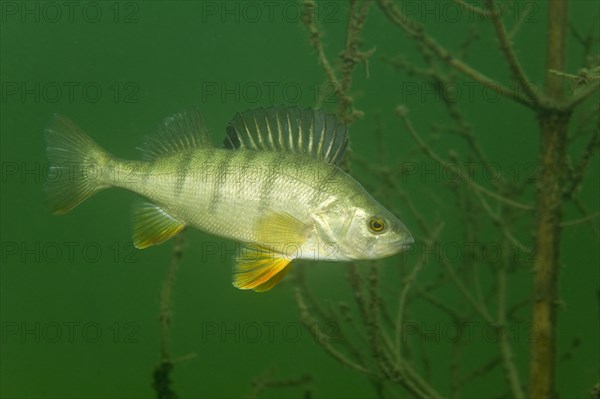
395, 106, 533, 211
497, 238, 525, 399
529, 2, 570, 398
485, 0, 541, 104
395, 223, 444, 363
377, 0, 534, 108
560, 211, 600, 227
295, 2, 598, 399
153, 233, 187, 399
302, 0, 373, 123
295, 286, 375, 376
565, 80, 600, 110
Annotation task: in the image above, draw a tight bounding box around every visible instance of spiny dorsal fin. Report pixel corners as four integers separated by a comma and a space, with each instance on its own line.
224, 106, 348, 166
139, 107, 212, 159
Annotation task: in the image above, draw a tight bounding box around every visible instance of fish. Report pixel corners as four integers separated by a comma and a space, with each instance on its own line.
44, 106, 414, 292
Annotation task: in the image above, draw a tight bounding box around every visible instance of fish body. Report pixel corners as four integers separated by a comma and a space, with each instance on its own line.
45, 106, 413, 291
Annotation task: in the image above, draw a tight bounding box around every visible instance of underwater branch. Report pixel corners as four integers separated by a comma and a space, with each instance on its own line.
529, 1, 570, 398
297, 0, 599, 398
153, 233, 187, 399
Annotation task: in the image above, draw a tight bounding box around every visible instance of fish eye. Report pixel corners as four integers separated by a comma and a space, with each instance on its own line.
368, 217, 386, 234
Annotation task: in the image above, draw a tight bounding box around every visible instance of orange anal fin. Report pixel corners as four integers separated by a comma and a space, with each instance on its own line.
233, 245, 292, 292
253, 263, 292, 292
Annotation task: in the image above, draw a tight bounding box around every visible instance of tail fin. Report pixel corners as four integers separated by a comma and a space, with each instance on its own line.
44, 114, 113, 214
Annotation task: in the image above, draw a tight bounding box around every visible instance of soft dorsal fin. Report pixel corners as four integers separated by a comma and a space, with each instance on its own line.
224, 106, 348, 166
139, 107, 212, 159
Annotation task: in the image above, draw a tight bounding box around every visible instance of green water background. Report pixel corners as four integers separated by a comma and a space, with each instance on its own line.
1, 1, 598, 398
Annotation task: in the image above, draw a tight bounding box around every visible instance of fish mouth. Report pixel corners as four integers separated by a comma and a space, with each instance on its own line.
395, 241, 414, 254
391, 229, 414, 253
392, 232, 415, 254
394, 220, 414, 246
374, 237, 414, 258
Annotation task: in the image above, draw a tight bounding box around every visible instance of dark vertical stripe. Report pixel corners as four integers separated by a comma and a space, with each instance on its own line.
208, 151, 235, 213
240, 149, 259, 173
309, 161, 335, 206
174, 151, 194, 198
198, 148, 217, 190
141, 160, 155, 187
257, 154, 282, 214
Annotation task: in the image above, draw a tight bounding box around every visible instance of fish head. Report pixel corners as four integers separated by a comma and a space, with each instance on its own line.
313, 195, 414, 261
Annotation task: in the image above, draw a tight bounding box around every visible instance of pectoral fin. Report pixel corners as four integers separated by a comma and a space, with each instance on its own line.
132, 202, 186, 249
255, 210, 310, 247
233, 244, 292, 292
